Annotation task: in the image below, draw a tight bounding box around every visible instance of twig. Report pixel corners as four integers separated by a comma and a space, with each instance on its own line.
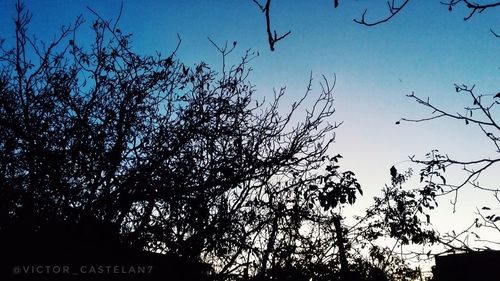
354, 0, 411, 26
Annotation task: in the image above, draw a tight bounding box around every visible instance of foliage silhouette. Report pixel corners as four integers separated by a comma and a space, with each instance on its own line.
0, 2, 439, 280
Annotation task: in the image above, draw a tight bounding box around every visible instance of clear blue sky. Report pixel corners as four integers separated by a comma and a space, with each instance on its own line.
1, 0, 498, 248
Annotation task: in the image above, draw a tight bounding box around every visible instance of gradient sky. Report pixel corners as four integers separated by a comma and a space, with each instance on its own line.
1, 0, 499, 250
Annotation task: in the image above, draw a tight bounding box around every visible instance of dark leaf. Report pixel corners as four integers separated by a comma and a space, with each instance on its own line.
482, 206, 491, 210
356, 184, 363, 196
390, 166, 397, 178
332, 154, 342, 162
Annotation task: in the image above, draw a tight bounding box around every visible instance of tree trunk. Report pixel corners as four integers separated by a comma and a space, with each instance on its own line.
333, 215, 348, 279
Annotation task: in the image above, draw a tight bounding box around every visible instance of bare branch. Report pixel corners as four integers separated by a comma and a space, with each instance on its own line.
491, 28, 500, 38
402, 89, 500, 129
441, 0, 500, 20
354, 0, 411, 27
252, 0, 291, 51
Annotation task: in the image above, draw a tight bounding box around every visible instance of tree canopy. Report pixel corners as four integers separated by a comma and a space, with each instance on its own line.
0, 2, 438, 280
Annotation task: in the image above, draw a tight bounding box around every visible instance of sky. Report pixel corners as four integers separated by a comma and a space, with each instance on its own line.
0, 0, 498, 252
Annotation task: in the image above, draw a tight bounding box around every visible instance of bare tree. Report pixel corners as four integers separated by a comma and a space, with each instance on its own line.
398, 84, 500, 251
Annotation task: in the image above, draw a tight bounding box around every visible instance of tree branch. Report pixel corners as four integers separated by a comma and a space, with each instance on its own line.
252, 0, 291, 51
354, 0, 411, 26
441, 0, 500, 20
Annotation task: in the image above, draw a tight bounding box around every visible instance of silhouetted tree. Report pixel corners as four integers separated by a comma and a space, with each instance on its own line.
0, 2, 365, 280
344, 167, 437, 280
398, 85, 500, 252
0, 2, 442, 280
